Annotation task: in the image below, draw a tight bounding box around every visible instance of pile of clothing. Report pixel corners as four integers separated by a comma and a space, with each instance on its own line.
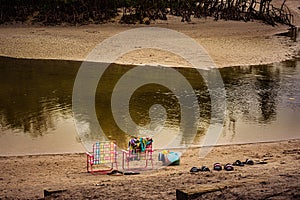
128, 137, 153, 152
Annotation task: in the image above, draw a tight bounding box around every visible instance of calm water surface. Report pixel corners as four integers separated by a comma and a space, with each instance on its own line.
0, 57, 299, 155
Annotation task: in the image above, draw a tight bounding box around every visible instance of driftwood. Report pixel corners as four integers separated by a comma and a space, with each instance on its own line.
176, 179, 265, 200
44, 188, 67, 198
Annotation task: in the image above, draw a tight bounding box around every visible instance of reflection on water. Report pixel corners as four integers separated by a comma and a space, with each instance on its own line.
93, 65, 210, 149
0, 57, 79, 136
222, 64, 281, 124
0, 56, 299, 155
0, 57, 83, 155
220, 60, 300, 144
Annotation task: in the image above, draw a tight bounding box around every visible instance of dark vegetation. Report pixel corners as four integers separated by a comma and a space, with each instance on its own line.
0, 0, 294, 26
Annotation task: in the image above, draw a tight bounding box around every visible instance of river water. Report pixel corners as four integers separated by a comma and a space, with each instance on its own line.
0, 56, 299, 155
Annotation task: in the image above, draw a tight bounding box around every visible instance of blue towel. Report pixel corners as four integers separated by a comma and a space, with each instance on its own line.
167, 152, 182, 163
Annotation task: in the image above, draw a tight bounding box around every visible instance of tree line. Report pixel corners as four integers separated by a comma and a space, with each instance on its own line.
0, 0, 294, 26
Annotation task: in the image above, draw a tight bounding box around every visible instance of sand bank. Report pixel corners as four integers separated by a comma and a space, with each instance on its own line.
0, 17, 299, 68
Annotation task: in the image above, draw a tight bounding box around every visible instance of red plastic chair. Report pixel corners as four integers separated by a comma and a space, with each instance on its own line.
122, 137, 154, 170
86, 141, 118, 174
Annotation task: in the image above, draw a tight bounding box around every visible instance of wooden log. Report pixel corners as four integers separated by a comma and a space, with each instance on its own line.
176, 184, 232, 200
44, 189, 67, 198
176, 179, 264, 200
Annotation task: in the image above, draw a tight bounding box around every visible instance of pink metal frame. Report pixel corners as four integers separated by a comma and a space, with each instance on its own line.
86, 141, 118, 174
122, 143, 154, 170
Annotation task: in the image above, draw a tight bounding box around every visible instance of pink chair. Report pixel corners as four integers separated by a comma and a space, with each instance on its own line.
86, 141, 118, 174
122, 137, 154, 170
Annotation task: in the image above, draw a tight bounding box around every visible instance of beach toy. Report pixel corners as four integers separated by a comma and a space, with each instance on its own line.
199, 166, 210, 172
244, 159, 254, 165
233, 160, 244, 166
224, 163, 234, 171
190, 167, 199, 173
213, 163, 222, 171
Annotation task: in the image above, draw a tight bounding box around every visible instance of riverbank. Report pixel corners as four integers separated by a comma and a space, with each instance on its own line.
0, 139, 299, 199
0, 2, 299, 199
0, 16, 299, 68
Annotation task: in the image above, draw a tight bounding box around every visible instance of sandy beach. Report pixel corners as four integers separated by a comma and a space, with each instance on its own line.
0, 140, 299, 199
0, 0, 300, 199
